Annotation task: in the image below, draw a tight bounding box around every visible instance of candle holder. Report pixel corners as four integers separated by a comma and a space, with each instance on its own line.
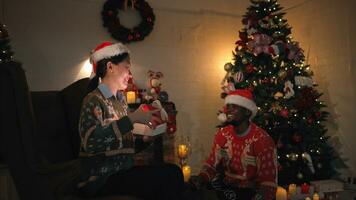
177, 136, 190, 168
177, 136, 191, 182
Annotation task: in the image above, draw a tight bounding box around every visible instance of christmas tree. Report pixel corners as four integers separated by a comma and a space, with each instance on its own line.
0, 22, 14, 64
220, 0, 336, 185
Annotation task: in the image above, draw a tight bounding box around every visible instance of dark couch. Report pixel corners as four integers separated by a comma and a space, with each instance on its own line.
0, 62, 161, 200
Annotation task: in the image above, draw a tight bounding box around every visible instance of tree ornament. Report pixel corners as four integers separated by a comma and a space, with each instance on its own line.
234, 71, 244, 83
307, 117, 314, 124
292, 134, 302, 143
317, 163, 322, 169
274, 92, 284, 100
247, 27, 257, 35
242, 57, 248, 64
302, 152, 315, 174
270, 102, 281, 113
286, 42, 303, 63
295, 76, 313, 87
224, 62, 233, 71
221, 63, 234, 85
315, 111, 321, 118
246, 64, 256, 73
289, 153, 298, 161
284, 81, 295, 99
280, 109, 289, 118
278, 70, 287, 80
297, 172, 303, 179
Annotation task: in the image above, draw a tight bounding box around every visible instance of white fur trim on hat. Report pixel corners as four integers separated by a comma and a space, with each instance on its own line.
91, 43, 130, 63
218, 113, 227, 122
225, 95, 258, 118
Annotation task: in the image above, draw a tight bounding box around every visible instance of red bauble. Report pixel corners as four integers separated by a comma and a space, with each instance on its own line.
292, 134, 302, 143
307, 117, 314, 124
246, 64, 255, 73
147, 17, 152, 22
135, 33, 141, 38
108, 10, 114, 16
315, 112, 321, 118
239, 31, 248, 42
261, 78, 270, 84
280, 109, 289, 118
128, 34, 134, 41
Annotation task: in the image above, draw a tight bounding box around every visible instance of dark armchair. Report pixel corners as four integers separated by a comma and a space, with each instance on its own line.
0, 62, 162, 200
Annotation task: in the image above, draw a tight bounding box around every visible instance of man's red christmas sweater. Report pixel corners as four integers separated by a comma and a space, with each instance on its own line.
199, 123, 277, 200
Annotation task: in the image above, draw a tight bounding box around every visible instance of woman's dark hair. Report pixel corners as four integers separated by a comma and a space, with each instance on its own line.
87, 52, 129, 94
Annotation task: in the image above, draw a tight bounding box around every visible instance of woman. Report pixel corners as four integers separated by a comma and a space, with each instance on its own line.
77, 42, 184, 199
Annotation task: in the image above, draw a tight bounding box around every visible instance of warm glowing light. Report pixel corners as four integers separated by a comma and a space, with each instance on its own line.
288, 184, 297, 195
178, 144, 189, 159
276, 187, 287, 200
126, 91, 136, 104
76, 58, 93, 80
182, 165, 191, 182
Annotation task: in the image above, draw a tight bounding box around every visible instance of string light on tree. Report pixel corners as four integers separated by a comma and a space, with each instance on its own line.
218, 0, 335, 186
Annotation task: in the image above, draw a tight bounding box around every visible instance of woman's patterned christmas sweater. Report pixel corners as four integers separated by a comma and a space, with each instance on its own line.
78, 84, 135, 193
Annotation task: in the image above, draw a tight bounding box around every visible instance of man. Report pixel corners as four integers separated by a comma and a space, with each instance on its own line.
191, 89, 277, 200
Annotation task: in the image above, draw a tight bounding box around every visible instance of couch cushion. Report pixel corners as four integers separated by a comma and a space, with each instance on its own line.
61, 78, 90, 158
31, 91, 74, 163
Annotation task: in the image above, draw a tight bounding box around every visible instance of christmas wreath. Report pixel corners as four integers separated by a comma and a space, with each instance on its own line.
102, 0, 155, 43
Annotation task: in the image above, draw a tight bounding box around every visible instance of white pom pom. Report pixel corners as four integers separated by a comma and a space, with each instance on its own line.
218, 113, 227, 122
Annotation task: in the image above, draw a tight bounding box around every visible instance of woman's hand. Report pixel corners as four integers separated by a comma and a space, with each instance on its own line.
128, 104, 163, 129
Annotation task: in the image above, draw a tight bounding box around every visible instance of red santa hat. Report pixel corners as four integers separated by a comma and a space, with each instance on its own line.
90, 42, 130, 74
218, 89, 258, 122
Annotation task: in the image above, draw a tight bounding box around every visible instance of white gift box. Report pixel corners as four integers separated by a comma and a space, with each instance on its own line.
132, 123, 167, 136
311, 180, 343, 193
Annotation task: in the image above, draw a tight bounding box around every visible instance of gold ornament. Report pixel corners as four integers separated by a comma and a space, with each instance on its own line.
270, 102, 281, 113
224, 63, 233, 71
242, 58, 248, 64
274, 92, 284, 100
289, 153, 298, 161
297, 172, 303, 179
278, 70, 287, 79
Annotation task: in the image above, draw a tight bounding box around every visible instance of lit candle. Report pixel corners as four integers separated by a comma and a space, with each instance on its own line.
276, 186, 287, 200
312, 193, 319, 200
288, 184, 297, 196
126, 91, 136, 104
178, 144, 188, 159
182, 165, 191, 182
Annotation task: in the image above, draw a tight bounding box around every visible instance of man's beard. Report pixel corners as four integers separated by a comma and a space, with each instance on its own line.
225, 119, 244, 127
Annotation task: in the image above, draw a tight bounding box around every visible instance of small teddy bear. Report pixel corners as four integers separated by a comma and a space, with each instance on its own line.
146, 70, 164, 101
